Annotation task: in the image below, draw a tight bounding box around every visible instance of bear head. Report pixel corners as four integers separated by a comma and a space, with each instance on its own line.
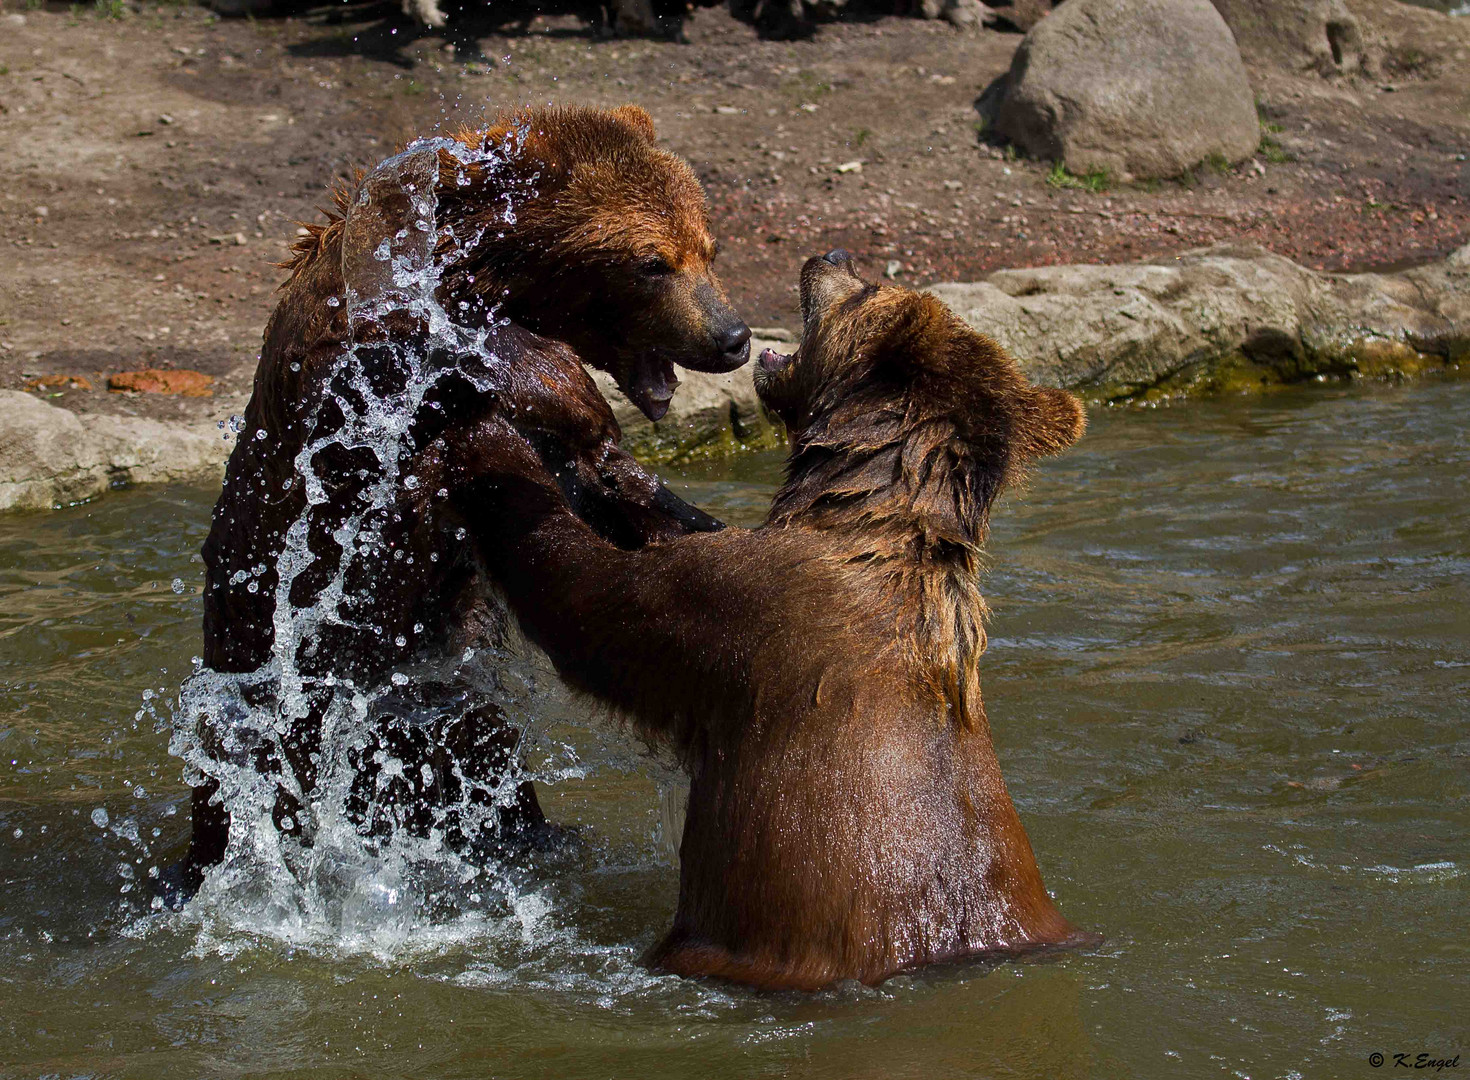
439, 105, 750, 421
755, 251, 1084, 545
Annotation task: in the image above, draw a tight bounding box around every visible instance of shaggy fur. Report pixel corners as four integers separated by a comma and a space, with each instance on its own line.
442, 252, 1090, 989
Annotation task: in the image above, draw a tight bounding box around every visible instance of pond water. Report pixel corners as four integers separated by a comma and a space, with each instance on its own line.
2, 376, 1467, 1079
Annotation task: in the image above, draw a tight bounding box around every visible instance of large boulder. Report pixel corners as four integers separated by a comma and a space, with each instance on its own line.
928, 243, 1470, 400
1210, 0, 1363, 74
992, 0, 1261, 181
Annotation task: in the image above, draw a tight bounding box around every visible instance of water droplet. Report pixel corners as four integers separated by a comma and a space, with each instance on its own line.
390, 672, 409, 686
171, 578, 186, 594
91, 807, 109, 828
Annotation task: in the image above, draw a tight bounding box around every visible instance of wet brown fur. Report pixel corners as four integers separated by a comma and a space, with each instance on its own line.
180, 105, 743, 885
445, 255, 1089, 990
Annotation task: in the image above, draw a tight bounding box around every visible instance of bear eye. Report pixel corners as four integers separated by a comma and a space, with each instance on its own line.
639, 256, 674, 277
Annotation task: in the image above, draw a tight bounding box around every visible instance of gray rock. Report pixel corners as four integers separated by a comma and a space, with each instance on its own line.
993, 0, 1261, 181
0, 391, 226, 512
928, 243, 1470, 399
987, 0, 1058, 31
1210, 0, 1362, 74
941, 0, 996, 32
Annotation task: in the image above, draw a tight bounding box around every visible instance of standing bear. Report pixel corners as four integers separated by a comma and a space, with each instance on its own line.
169, 105, 750, 899
438, 251, 1092, 989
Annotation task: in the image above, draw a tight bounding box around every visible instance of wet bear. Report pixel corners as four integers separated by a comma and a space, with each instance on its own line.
438, 250, 1091, 989
171, 105, 749, 898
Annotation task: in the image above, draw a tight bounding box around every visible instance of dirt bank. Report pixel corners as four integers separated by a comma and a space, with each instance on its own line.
0, 0, 1466, 491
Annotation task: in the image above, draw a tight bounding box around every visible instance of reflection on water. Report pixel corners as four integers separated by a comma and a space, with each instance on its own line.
2, 377, 1468, 1078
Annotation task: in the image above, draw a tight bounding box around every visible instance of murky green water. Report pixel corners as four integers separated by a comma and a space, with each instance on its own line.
2, 378, 1467, 1079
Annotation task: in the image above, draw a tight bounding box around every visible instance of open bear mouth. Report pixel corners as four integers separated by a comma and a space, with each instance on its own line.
625, 355, 681, 422
757, 346, 793, 374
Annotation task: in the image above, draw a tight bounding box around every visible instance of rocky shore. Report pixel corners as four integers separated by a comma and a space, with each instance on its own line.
5, 246, 1465, 511
616, 242, 1470, 459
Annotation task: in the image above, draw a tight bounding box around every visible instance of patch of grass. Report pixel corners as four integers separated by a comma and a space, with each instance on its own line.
1201, 152, 1232, 175
1046, 161, 1109, 193
93, 0, 127, 18
0, 64, 8, 76
1259, 134, 1291, 164
853, 128, 871, 148
1261, 121, 1284, 135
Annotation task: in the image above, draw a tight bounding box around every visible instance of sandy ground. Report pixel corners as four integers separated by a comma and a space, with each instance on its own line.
1, 0, 1467, 424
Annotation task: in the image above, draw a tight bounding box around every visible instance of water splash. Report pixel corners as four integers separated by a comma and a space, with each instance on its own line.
159, 128, 588, 955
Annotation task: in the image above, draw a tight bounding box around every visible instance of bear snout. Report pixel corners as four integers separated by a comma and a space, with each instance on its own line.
800, 251, 865, 329
713, 321, 752, 370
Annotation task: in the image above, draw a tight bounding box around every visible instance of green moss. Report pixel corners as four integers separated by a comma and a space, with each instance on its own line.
1258, 134, 1291, 164
1046, 162, 1109, 193
1083, 340, 1455, 406
618, 411, 785, 465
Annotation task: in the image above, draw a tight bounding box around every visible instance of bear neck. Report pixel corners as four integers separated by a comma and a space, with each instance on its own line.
768, 423, 995, 730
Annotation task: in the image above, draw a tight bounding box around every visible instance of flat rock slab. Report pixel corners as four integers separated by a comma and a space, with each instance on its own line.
7, 249, 1468, 514
0, 389, 229, 511
928, 242, 1470, 399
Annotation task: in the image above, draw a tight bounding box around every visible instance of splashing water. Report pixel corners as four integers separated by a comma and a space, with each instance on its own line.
157, 129, 601, 958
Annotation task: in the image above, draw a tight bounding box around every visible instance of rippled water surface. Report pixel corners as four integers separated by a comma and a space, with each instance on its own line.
2, 378, 1467, 1079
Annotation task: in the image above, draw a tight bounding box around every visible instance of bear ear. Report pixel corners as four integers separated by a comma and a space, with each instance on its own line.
1020, 386, 1086, 460
609, 104, 658, 143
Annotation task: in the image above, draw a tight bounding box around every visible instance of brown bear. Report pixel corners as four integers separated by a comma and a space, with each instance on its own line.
434, 249, 1092, 989
171, 104, 749, 898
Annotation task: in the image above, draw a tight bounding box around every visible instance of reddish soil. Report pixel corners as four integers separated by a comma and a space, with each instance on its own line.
1, 0, 1466, 421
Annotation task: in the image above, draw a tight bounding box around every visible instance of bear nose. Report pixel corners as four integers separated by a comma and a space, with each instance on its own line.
717, 322, 751, 365
822, 249, 855, 268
